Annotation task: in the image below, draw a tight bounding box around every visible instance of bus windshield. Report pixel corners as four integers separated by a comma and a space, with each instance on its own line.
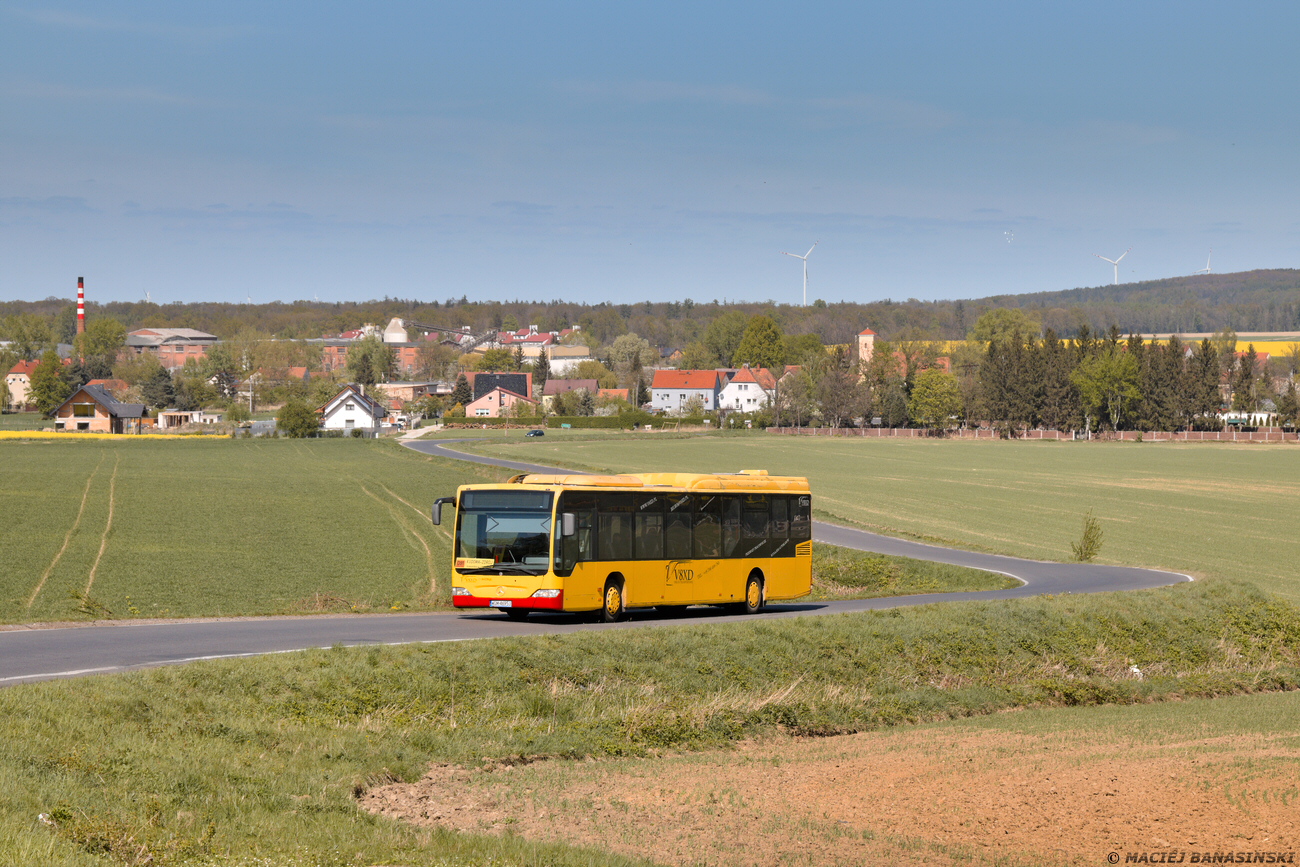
455, 489, 554, 574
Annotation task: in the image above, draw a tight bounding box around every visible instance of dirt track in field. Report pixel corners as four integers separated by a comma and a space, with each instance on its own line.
362, 722, 1300, 866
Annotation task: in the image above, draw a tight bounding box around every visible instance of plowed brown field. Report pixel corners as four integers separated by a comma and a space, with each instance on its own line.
364, 720, 1300, 866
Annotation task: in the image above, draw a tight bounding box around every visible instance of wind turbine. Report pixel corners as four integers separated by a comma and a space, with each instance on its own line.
1094, 247, 1131, 285
1195, 250, 1212, 274
781, 241, 818, 306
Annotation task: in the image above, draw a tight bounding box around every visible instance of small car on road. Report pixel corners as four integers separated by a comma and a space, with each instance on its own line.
525, 429, 545, 437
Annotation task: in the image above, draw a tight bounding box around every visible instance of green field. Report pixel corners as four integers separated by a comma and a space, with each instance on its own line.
0, 436, 1007, 623
0, 438, 496, 622
462, 434, 1300, 601
4, 580, 1297, 866
0, 411, 47, 431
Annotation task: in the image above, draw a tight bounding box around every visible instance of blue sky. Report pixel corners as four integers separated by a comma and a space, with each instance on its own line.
3, 1, 1298, 306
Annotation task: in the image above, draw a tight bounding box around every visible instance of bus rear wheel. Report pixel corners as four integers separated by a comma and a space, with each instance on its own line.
601, 580, 625, 623
741, 574, 764, 615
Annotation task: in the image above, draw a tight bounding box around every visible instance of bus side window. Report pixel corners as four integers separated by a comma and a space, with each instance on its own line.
791, 494, 812, 541
742, 495, 769, 538
693, 494, 722, 558
665, 493, 692, 560
722, 497, 742, 557
634, 495, 664, 560
598, 493, 634, 561
771, 497, 789, 538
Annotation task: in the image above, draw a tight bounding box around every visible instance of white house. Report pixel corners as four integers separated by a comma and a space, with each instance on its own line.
650, 370, 722, 414
319, 384, 387, 433
717, 365, 777, 412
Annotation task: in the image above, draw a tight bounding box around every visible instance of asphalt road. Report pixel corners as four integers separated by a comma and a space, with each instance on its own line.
0, 437, 1189, 686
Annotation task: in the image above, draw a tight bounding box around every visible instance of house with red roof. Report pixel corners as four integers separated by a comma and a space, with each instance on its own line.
718, 365, 777, 412
5, 360, 40, 409
6, 358, 73, 409
650, 370, 722, 414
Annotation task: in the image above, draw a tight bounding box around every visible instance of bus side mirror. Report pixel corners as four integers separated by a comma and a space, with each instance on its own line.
562, 512, 576, 537
431, 496, 455, 525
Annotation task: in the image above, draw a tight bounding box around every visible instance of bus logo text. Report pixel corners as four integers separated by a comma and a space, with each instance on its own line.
666, 561, 694, 583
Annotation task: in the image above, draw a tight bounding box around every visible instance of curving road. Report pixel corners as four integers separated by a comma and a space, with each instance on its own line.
0, 438, 1189, 686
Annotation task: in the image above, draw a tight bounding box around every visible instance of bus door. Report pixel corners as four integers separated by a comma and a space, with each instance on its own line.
555, 492, 599, 609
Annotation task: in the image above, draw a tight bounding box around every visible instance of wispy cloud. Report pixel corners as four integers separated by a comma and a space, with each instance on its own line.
5, 7, 256, 41
560, 79, 958, 132
0, 195, 96, 214
562, 79, 775, 107
4, 80, 197, 106
808, 94, 958, 131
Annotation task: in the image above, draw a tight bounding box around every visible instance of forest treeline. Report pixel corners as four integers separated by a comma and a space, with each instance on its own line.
3, 269, 1300, 350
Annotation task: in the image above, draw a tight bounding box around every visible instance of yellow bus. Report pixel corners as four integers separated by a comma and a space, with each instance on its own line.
432, 470, 812, 621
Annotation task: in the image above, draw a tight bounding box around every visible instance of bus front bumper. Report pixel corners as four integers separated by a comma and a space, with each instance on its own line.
451, 588, 565, 611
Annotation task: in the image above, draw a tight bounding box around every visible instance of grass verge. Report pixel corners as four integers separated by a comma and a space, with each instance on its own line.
4, 580, 1297, 865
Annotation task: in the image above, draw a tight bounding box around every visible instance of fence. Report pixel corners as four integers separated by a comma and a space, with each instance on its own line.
766, 427, 1299, 443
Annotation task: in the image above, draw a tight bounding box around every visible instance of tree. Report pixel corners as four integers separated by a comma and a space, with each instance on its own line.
816, 367, 869, 428
278, 399, 321, 438
1038, 330, 1079, 430
967, 308, 1042, 344
908, 369, 963, 432
678, 341, 718, 370
141, 365, 176, 410
29, 350, 71, 417
531, 350, 551, 392
199, 343, 243, 400
475, 347, 517, 371
572, 359, 618, 388
607, 333, 655, 390
782, 332, 825, 367
346, 335, 395, 386
451, 374, 472, 407
1231, 345, 1262, 412
1181, 340, 1222, 428
2, 313, 54, 359
732, 315, 785, 371
702, 311, 747, 367
979, 335, 1040, 433
1276, 380, 1299, 428
1071, 348, 1141, 431
73, 318, 127, 379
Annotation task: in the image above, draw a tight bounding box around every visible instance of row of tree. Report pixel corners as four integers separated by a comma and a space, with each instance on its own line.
7, 269, 1300, 357
771, 324, 1298, 433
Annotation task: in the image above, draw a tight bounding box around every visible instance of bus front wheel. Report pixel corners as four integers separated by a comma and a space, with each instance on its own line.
741, 574, 764, 615
601, 580, 625, 623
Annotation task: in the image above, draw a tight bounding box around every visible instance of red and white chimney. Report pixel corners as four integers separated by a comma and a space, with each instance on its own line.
76, 277, 86, 335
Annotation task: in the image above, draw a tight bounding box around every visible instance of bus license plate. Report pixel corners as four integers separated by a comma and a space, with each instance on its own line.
489, 600, 512, 608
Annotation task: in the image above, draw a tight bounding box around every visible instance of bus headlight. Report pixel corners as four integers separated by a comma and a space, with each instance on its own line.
451, 587, 469, 597
530, 589, 561, 598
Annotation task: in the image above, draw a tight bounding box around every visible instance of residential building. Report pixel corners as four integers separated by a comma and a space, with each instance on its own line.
5, 360, 39, 408
541, 378, 598, 411
650, 370, 722, 414
52, 384, 147, 433
465, 386, 538, 418
318, 384, 387, 433
463, 371, 533, 402
718, 365, 777, 411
